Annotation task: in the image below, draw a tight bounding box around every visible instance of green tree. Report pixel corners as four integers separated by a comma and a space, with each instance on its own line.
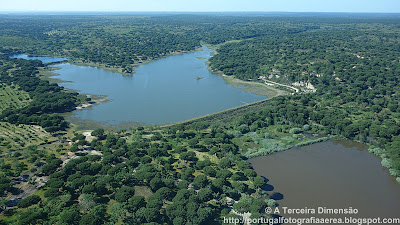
192, 174, 208, 188
91, 128, 104, 137
198, 188, 213, 202
17, 195, 41, 208
128, 196, 146, 212
60, 206, 81, 225
253, 176, 266, 189
115, 186, 135, 202
150, 177, 164, 191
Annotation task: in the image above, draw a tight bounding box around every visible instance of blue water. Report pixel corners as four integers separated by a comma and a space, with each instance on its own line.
10, 54, 68, 63
13, 46, 265, 125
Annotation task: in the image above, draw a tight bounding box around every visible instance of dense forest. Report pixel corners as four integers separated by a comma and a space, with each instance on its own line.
0, 13, 400, 224
0, 14, 318, 73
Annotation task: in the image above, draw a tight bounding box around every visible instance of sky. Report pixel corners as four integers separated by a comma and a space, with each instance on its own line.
1, 0, 399, 13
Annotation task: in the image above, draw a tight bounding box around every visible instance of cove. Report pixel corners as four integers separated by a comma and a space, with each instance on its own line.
10, 54, 68, 63
13, 46, 265, 126
248, 140, 400, 221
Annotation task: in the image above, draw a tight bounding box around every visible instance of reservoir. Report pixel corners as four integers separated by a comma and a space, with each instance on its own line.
248, 140, 400, 222
12, 46, 265, 126
10, 54, 68, 63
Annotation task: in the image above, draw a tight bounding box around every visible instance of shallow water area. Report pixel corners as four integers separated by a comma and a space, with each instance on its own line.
248, 140, 400, 223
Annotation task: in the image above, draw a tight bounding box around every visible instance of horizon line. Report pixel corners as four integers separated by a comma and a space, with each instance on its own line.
1, 11, 400, 14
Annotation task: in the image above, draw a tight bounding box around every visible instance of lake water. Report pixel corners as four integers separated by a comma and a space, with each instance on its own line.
10, 54, 68, 63
12, 46, 265, 126
248, 140, 400, 222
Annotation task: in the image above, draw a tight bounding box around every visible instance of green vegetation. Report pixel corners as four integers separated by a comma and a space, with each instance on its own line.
221, 75, 286, 97
0, 56, 81, 132
16, 195, 41, 208
0, 14, 317, 74
0, 125, 280, 224
208, 16, 400, 184
0, 83, 30, 114
0, 13, 400, 224
0, 122, 50, 149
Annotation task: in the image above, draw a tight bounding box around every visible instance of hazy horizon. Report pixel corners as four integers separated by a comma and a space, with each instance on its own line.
1, 0, 399, 13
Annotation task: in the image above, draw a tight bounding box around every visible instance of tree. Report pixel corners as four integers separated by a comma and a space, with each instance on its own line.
173, 217, 185, 225
155, 187, 173, 201
17, 207, 47, 225
187, 138, 198, 148
82, 184, 96, 194
60, 206, 81, 225
177, 180, 189, 189
79, 205, 106, 225
192, 175, 208, 188
233, 196, 253, 214
265, 199, 278, 207
181, 168, 195, 182
211, 178, 225, 192
41, 158, 62, 175
95, 182, 108, 196
128, 196, 146, 212
137, 207, 160, 223
146, 194, 163, 210
115, 186, 135, 202
244, 169, 257, 178
0, 177, 11, 195
203, 166, 216, 177
198, 188, 213, 202
219, 158, 231, 169
196, 207, 212, 224
232, 182, 248, 193
216, 169, 232, 180
91, 128, 104, 138
44, 188, 61, 198
109, 203, 128, 223
47, 178, 64, 189
17, 195, 41, 208
180, 151, 197, 162
150, 177, 164, 191
0, 198, 7, 211
231, 172, 247, 181
253, 176, 267, 189
79, 214, 102, 225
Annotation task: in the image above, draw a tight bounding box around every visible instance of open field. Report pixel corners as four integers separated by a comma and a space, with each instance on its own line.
222, 75, 287, 97
0, 122, 51, 150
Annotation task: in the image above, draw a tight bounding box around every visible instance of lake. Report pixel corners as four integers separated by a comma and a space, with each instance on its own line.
12, 46, 265, 126
248, 140, 400, 222
10, 54, 68, 63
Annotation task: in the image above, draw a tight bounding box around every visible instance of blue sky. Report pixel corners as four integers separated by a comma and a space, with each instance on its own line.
1, 0, 399, 13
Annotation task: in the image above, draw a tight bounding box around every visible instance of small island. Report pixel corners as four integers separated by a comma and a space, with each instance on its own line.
195, 76, 204, 80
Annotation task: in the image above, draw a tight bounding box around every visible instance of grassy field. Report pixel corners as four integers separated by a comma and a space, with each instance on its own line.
0, 122, 51, 150
0, 82, 51, 150
0, 83, 31, 114
222, 75, 287, 97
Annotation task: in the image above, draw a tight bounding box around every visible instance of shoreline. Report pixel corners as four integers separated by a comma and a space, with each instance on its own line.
37, 43, 290, 98
38, 66, 109, 122
205, 59, 288, 98
68, 46, 204, 76
39, 44, 288, 130
204, 42, 292, 98
222, 75, 287, 98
